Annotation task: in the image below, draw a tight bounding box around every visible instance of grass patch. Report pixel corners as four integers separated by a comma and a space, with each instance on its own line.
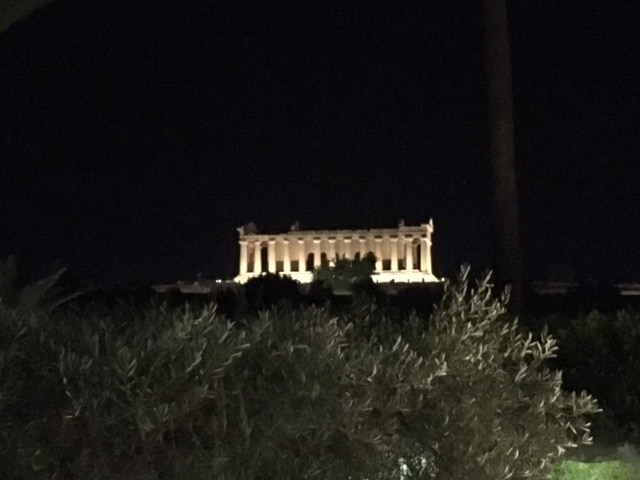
552, 460, 639, 480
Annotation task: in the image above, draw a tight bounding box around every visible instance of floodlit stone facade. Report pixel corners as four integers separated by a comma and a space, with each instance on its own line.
234, 219, 439, 284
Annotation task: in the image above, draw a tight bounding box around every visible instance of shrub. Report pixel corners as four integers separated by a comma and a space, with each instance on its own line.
390, 267, 600, 479
21, 301, 420, 479
55, 302, 253, 478
313, 253, 377, 295
243, 273, 302, 312
215, 306, 414, 480
390, 284, 442, 318
552, 310, 640, 448
0, 267, 600, 480
0, 306, 69, 479
0, 255, 82, 311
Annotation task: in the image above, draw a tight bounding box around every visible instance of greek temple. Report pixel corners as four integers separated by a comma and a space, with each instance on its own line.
235, 219, 439, 283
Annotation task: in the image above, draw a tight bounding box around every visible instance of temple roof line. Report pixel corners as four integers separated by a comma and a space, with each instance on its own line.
237, 219, 434, 237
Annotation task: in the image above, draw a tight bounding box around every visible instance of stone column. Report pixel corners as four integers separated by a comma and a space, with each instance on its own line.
328, 238, 336, 265
239, 240, 248, 275
390, 237, 398, 271
358, 236, 366, 259
298, 239, 306, 271
374, 238, 382, 271
335, 236, 343, 259
267, 240, 276, 272
425, 238, 432, 274
313, 238, 321, 268
420, 238, 428, 272
283, 239, 291, 273
342, 237, 352, 259
382, 236, 390, 269
254, 241, 262, 273
405, 237, 413, 271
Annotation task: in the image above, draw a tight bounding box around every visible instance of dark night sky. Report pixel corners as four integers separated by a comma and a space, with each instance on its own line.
1, 0, 639, 286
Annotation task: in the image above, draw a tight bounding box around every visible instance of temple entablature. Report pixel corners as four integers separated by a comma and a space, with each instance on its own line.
234, 219, 439, 284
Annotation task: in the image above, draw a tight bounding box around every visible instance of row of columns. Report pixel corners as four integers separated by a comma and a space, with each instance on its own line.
239, 236, 431, 275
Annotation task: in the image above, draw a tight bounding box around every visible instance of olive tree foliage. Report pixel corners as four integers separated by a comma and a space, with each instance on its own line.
217, 307, 420, 480
390, 267, 600, 480
0, 255, 82, 312
0, 267, 599, 480
0, 305, 72, 479
53, 302, 429, 480
0, 306, 27, 414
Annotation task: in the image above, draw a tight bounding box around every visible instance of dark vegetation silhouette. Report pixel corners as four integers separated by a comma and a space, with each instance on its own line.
243, 272, 303, 312
550, 310, 640, 458
5, 255, 640, 477
0, 266, 601, 479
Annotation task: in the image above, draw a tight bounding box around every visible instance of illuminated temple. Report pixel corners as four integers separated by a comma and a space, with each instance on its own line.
234, 219, 439, 284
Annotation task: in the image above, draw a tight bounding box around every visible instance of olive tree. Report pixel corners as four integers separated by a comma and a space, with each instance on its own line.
1, 267, 599, 480
392, 267, 599, 479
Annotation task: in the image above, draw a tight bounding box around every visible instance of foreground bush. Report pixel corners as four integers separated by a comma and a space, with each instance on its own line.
242, 273, 303, 312
552, 310, 640, 448
0, 268, 599, 479
0, 254, 81, 311
388, 269, 599, 479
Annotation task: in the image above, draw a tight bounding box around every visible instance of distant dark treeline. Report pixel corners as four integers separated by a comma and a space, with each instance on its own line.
525, 283, 640, 328
72, 279, 444, 321
71, 278, 640, 327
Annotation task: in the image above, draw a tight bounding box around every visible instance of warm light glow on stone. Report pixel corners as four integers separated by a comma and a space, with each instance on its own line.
234, 219, 439, 284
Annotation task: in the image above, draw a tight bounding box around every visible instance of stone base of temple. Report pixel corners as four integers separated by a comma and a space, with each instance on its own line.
372, 271, 441, 283
234, 271, 440, 284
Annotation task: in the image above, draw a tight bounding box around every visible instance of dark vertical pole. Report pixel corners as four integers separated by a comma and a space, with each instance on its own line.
483, 0, 523, 312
